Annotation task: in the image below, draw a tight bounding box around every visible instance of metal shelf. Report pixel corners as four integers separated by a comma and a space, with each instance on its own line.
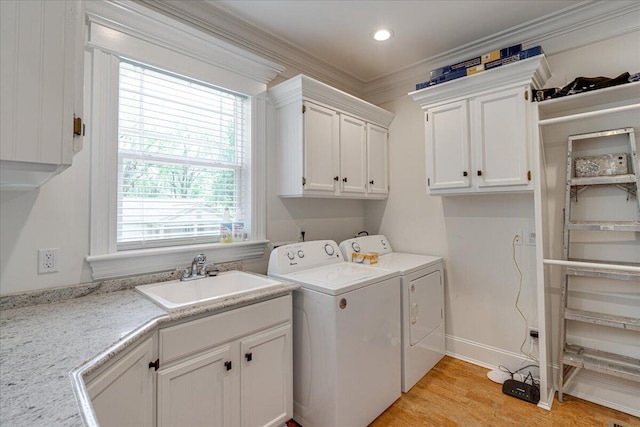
564, 259, 640, 281
566, 221, 640, 232
564, 308, 640, 331
563, 344, 640, 383
570, 174, 636, 186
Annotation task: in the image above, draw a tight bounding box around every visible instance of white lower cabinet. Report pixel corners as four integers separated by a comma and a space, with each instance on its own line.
87, 295, 293, 427
240, 324, 292, 427
87, 334, 157, 427
157, 295, 292, 427
157, 344, 234, 427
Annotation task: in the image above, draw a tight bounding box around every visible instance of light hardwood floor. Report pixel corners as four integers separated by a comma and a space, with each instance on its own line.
370, 356, 640, 427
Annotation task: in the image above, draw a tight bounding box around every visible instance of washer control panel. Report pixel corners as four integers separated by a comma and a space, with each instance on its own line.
268, 240, 342, 275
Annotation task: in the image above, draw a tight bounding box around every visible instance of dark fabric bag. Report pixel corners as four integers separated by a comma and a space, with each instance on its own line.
550, 72, 630, 98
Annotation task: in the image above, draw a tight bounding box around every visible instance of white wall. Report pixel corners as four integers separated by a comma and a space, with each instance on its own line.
369, 94, 539, 371
1, 143, 93, 294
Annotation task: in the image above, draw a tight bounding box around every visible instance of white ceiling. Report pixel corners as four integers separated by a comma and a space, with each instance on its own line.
211, 0, 579, 82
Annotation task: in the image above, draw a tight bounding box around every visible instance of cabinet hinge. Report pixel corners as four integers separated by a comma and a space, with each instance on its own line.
73, 116, 82, 136
302, 105, 306, 114
425, 113, 428, 122
427, 178, 430, 187
527, 170, 532, 181
524, 91, 529, 101
302, 177, 306, 186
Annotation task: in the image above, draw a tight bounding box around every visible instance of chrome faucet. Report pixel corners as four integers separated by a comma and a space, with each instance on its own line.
179, 254, 217, 281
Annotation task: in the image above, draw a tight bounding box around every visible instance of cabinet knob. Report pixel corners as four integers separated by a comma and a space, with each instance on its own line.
245, 352, 253, 362
342, 177, 348, 183
149, 359, 160, 371
477, 170, 482, 176
334, 176, 339, 181
369, 180, 374, 185
463, 171, 468, 177
224, 361, 232, 371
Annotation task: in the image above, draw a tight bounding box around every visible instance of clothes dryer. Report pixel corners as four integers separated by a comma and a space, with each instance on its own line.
268, 240, 401, 427
339, 235, 445, 392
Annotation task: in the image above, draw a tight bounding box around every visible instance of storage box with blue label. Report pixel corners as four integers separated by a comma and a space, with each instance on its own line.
484, 46, 544, 71
416, 43, 526, 90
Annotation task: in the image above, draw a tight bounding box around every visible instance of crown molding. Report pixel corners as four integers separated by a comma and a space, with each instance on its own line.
133, 0, 364, 96
269, 75, 395, 127
86, 1, 285, 94
131, 1, 638, 105
363, 1, 640, 105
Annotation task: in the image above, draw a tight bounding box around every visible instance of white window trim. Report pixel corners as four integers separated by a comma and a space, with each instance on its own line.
85, 1, 281, 280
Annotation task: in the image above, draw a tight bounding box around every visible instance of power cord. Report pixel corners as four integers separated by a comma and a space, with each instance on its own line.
498, 364, 540, 386
512, 235, 539, 363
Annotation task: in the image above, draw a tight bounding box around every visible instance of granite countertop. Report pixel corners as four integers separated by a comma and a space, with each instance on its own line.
0, 282, 299, 426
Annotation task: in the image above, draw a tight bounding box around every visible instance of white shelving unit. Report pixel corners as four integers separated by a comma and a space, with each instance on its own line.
535, 81, 640, 408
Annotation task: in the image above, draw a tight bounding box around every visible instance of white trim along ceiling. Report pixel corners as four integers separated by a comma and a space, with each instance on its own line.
135, 0, 640, 104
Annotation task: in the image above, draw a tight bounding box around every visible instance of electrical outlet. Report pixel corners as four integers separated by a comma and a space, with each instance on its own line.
514, 230, 523, 246
526, 231, 536, 246
38, 249, 59, 274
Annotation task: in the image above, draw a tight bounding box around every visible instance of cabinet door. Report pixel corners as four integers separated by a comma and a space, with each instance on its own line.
157, 345, 235, 427
367, 123, 389, 196
303, 101, 339, 194
425, 101, 471, 191
472, 87, 529, 188
87, 335, 156, 427
339, 114, 367, 195
240, 324, 292, 427
0, 0, 82, 165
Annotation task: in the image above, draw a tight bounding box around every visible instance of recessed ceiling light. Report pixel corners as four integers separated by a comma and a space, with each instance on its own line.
373, 29, 393, 42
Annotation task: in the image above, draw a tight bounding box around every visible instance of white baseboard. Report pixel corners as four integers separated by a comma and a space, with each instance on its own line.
445, 334, 536, 372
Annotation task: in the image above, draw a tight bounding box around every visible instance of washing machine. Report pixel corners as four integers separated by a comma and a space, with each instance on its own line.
268, 240, 401, 427
339, 235, 445, 392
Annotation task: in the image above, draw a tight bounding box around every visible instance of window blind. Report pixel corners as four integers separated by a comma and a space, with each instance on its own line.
117, 60, 250, 249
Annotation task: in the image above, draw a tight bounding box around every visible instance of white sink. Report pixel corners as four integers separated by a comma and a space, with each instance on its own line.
135, 271, 284, 311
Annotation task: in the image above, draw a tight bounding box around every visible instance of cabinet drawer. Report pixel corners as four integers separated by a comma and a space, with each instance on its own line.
160, 294, 291, 364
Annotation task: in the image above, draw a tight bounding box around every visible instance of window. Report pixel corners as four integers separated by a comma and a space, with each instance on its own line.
85, 1, 282, 280
117, 61, 250, 249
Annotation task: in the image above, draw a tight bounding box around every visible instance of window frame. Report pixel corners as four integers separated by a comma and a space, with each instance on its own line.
84, 1, 281, 280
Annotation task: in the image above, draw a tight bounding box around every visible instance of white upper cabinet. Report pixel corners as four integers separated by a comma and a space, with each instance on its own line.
302, 102, 340, 193
0, 0, 84, 191
339, 114, 367, 195
411, 56, 550, 195
472, 86, 529, 188
366, 123, 390, 196
270, 74, 395, 199
425, 100, 470, 190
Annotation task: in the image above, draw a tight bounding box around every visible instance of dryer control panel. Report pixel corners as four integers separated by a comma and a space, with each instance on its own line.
339, 235, 394, 261
268, 240, 343, 275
